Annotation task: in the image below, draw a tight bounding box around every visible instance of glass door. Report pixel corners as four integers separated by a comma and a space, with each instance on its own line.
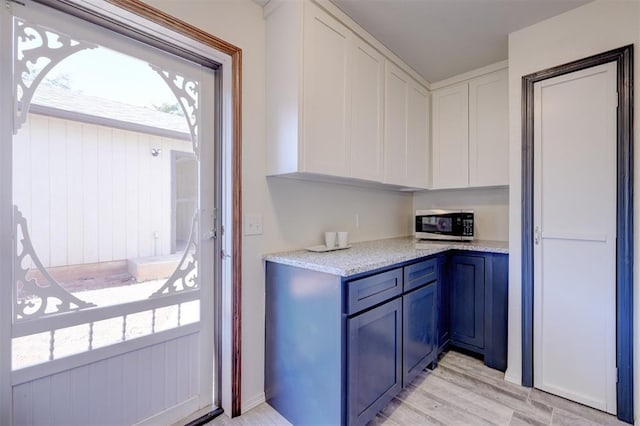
2, 1, 218, 424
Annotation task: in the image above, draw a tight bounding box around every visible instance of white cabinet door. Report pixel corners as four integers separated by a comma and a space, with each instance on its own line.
384, 62, 409, 186
469, 68, 509, 187
302, 5, 351, 176
431, 82, 469, 189
384, 62, 429, 188
406, 83, 429, 188
350, 37, 384, 182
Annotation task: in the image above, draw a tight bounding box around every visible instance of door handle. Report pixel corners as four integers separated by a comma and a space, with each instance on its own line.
534, 226, 540, 245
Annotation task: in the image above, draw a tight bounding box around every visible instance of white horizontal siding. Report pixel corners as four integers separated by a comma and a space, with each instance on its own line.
12, 332, 200, 425
13, 113, 193, 268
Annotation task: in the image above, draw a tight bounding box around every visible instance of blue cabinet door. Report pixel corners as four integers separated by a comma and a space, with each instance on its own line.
450, 254, 485, 351
347, 297, 402, 426
403, 281, 437, 386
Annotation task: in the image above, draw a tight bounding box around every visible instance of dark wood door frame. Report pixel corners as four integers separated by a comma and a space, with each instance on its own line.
521, 45, 633, 423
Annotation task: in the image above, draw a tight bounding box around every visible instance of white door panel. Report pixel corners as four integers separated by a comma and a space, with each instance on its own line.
533, 62, 617, 413
3, 2, 218, 423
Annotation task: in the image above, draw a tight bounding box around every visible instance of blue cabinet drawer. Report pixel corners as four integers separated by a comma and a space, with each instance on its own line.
404, 257, 438, 291
347, 268, 403, 315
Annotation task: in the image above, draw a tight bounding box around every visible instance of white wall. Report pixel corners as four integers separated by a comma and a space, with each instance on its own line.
413, 187, 509, 241
144, 0, 414, 412
506, 0, 640, 420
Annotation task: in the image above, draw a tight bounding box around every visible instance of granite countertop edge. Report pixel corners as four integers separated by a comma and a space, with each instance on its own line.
264, 236, 509, 277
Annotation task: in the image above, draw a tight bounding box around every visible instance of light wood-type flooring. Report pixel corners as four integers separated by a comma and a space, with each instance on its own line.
208, 350, 627, 425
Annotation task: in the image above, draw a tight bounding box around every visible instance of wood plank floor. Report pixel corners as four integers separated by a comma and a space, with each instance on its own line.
208, 350, 627, 425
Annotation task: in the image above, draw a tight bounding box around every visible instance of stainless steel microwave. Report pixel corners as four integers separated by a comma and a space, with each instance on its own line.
415, 209, 475, 241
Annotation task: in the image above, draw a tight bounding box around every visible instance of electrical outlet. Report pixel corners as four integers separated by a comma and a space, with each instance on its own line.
244, 214, 263, 236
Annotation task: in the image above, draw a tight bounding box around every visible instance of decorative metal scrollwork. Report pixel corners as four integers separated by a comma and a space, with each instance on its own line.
14, 206, 96, 321
149, 212, 199, 298
13, 17, 96, 134
149, 64, 199, 156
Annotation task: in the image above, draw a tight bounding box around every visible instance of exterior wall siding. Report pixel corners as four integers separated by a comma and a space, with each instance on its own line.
13, 113, 192, 268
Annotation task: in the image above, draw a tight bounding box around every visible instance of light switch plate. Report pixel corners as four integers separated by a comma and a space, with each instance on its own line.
244, 214, 263, 235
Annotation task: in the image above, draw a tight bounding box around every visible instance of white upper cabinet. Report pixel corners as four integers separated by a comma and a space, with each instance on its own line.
302, 5, 351, 176
384, 62, 429, 188
469, 68, 509, 187
265, 0, 428, 190
431, 67, 508, 189
350, 36, 384, 182
432, 82, 469, 189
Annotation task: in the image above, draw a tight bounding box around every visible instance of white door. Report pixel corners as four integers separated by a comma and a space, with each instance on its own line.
1, 2, 218, 424
533, 62, 617, 413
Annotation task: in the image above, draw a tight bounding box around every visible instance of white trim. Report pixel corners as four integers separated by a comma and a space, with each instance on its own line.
12, 324, 200, 385
13, 290, 199, 337
170, 405, 215, 426
430, 60, 509, 90
219, 49, 234, 416
242, 392, 266, 414
0, 3, 15, 424
134, 395, 203, 426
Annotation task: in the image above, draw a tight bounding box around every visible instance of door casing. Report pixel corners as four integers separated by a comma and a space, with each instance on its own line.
521, 45, 634, 423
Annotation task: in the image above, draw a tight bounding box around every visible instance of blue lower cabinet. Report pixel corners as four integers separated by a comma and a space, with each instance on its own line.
484, 253, 509, 371
450, 254, 485, 352
403, 282, 437, 385
437, 255, 450, 351
347, 297, 402, 426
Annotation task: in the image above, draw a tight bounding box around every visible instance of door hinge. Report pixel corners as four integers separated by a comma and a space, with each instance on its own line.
616, 367, 619, 383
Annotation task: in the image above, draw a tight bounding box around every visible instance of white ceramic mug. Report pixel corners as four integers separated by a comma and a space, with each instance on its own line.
325, 231, 337, 248
337, 231, 349, 248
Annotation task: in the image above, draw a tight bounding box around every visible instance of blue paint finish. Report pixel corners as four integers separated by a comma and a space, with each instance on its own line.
615, 45, 634, 425
450, 254, 485, 351
265, 262, 343, 425
347, 297, 402, 426
347, 268, 403, 315
266, 251, 510, 425
403, 282, 437, 385
403, 258, 438, 291
437, 254, 451, 352
484, 254, 509, 372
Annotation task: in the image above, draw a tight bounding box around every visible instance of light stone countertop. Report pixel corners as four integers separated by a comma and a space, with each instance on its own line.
264, 236, 508, 277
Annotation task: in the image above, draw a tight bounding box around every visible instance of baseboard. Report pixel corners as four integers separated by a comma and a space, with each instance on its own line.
242, 392, 266, 414
504, 371, 521, 386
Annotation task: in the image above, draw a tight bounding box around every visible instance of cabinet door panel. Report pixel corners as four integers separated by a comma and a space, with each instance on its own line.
350, 38, 384, 181
406, 83, 430, 188
403, 283, 437, 386
450, 254, 485, 350
303, 5, 350, 176
384, 62, 409, 186
469, 69, 509, 187
432, 83, 469, 189
348, 298, 402, 426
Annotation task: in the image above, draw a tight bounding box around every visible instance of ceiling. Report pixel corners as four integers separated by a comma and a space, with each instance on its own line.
330, 0, 591, 83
